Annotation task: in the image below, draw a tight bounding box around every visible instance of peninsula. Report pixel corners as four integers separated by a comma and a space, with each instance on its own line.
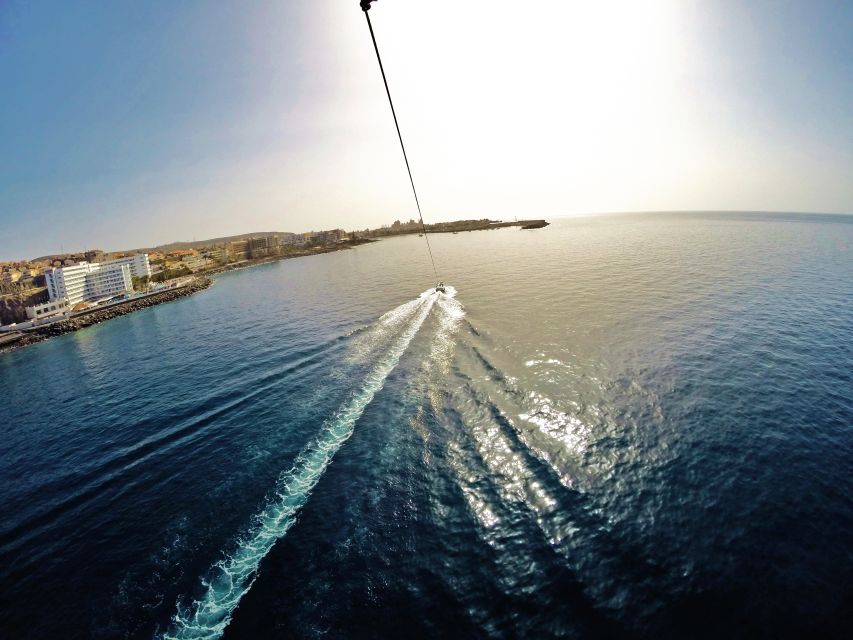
361, 218, 549, 237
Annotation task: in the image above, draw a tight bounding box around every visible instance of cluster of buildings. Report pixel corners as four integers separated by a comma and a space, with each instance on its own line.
225, 230, 346, 261
306, 229, 345, 245
3, 228, 352, 329
150, 249, 220, 275
1, 251, 108, 290
37, 253, 153, 314
225, 235, 281, 262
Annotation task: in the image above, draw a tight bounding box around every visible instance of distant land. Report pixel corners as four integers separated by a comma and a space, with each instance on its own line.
0, 218, 548, 330
125, 231, 297, 256
33, 218, 549, 261
29, 231, 294, 263
136, 218, 550, 254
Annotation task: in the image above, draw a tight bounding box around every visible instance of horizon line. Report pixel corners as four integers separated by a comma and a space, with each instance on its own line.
4, 209, 853, 263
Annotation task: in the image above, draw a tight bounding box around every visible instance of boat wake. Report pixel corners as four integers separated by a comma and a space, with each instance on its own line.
164, 290, 439, 639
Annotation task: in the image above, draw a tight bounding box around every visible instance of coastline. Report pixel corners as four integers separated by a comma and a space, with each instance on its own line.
0, 239, 377, 357
204, 237, 375, 277
0, 277, 213, 356
369, 219, 549, 237
0, 222, 550, 357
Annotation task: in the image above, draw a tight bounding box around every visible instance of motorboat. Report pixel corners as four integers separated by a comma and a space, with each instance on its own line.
435, 281, 446, 293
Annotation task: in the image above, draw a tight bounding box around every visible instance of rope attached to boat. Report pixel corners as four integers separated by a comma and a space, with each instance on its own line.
360, 0, 440, 282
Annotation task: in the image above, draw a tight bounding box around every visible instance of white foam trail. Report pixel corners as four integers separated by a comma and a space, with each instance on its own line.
406, 290, 465, 460
165, 292, 436, 639
345, 291, 430, 365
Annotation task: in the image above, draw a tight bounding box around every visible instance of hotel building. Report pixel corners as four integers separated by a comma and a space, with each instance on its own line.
101, 253, 152, 279
44, 261, 133, 307
226, 240, 250, 262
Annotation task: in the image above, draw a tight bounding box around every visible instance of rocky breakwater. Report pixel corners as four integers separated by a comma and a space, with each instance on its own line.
0, 277, 212, 355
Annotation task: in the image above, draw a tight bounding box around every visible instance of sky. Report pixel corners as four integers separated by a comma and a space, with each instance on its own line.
1, 0, 851, 260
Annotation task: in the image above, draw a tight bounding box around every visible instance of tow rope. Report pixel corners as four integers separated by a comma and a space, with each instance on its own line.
360, 0, 440, 282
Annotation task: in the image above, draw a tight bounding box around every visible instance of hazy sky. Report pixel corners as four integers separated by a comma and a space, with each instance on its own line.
1, 0, 851, 259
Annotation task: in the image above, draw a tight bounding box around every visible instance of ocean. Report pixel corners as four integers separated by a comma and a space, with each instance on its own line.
1, 212, 851, 639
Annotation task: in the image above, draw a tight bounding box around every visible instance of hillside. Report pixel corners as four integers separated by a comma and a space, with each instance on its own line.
129, 231, 297, 254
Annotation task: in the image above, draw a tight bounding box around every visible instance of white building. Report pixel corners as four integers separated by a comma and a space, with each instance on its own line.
26, 298, 70, 320
101, 253, 152, 278
45, 261, 133, 306
180, 254, 212, 272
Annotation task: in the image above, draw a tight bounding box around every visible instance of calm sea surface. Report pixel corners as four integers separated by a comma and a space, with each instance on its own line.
1, 212, 852, 639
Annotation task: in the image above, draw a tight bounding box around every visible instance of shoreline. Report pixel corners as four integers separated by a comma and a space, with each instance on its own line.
0, 240, 375, 356
204, 237, 375, 277
0, 222, 548, 357
0, 277, 213, 356
368, 219, 549, 237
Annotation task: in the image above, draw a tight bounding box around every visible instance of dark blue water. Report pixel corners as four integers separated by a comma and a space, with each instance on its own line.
2, 212, 852, 639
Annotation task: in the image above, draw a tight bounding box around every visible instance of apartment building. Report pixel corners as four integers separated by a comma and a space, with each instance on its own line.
227, 240, 249, 262
100, 253, 152, 278
44, 261, 132, 306
248, 235, 280, 258
202, 247, 226, 264
180, 254, 212, 272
